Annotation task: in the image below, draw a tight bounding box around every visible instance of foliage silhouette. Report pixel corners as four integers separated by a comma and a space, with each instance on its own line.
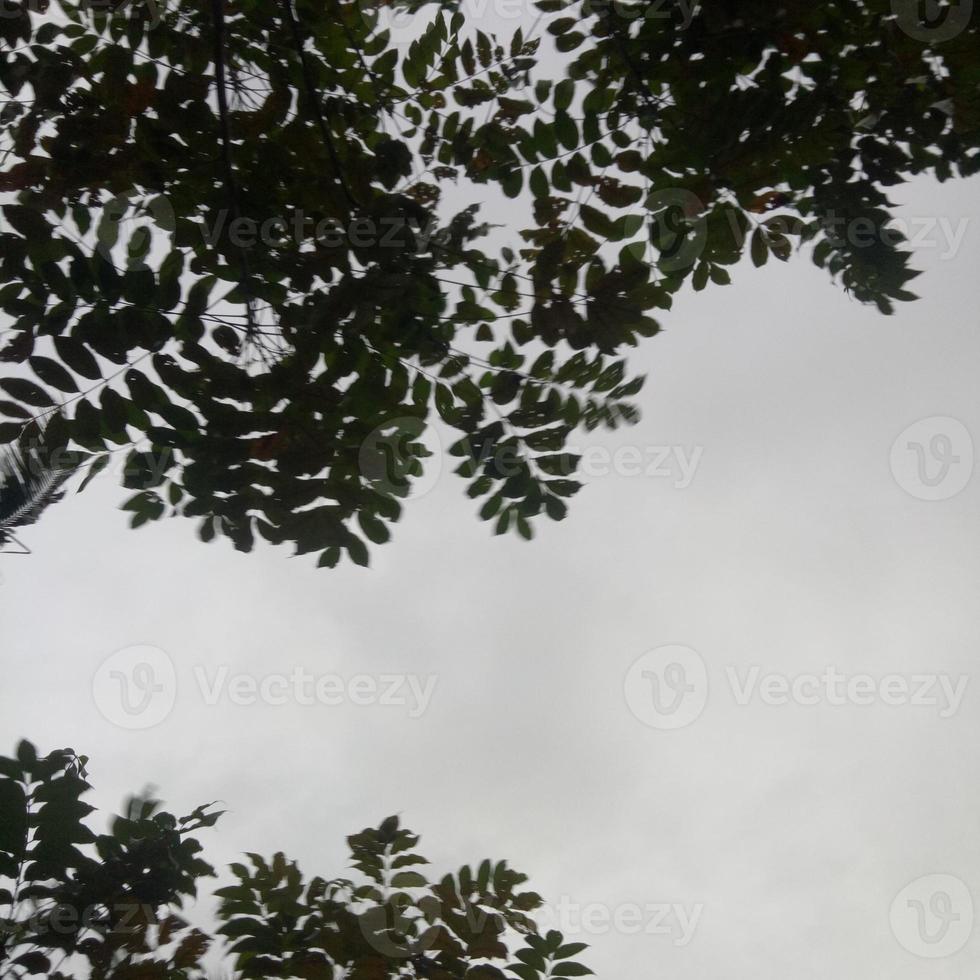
0, 0, 976, 564
0, 740, 591, 979
0, 419, 77, 552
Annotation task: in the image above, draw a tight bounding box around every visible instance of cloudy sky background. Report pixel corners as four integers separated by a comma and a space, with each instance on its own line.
3, 8, 980, 978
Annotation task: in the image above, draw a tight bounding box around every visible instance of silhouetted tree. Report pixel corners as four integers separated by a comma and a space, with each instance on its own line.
0, 421, 77, 553
0, 740, 591, 979
0, 0, 976, 563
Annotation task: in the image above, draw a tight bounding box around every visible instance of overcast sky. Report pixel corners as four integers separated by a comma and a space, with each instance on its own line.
3, 8, 980, 977
2, 167, 977, 978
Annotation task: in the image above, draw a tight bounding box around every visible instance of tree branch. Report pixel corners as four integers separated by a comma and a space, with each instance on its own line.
280, 0, 359, 211
210, 0, 258, 336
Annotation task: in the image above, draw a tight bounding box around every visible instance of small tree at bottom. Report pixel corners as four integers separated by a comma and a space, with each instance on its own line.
0, 741, 593, 980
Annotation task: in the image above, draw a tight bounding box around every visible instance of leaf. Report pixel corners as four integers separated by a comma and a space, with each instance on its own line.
501, 169, 523, 198
390, 871, 427, 888
529, 166, 548, 199
516, 514, 533, 540
579, 205, 614, 239
317, 547, 341, 569
346, 534, 370, 567
479, 494, 502, 520
554, 112, 578, 150
4, 205, 50, 241
767, 231, 792, 260
392, 853, 429, 868
0, 378, 54, 407
357, 512, 390, 545
750, 227, 768, 267
554, 943, 589, 958
435, 385, 456, 423
12, 951, 49, 974
0, 779, 27, 852
77, 453, 111, 493
54, 336, 101, 380
157, 249, 184, 310
29, 355, 78, 393
549, 963, 593, 977
0, 400, 32, 420
553, 78, 574, 111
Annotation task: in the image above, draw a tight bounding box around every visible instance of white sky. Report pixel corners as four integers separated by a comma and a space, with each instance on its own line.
2, 6, 980, 976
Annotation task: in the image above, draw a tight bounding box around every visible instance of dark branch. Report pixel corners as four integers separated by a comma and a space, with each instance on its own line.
210, 0, 258, 336
280, 0, 359, 211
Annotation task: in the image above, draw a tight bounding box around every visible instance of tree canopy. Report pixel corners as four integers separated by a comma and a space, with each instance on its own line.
0, 739, 591, 979
0, 0, 976, 565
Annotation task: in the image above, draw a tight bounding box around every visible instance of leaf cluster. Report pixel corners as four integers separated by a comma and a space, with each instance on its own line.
0, 0, 975, 563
